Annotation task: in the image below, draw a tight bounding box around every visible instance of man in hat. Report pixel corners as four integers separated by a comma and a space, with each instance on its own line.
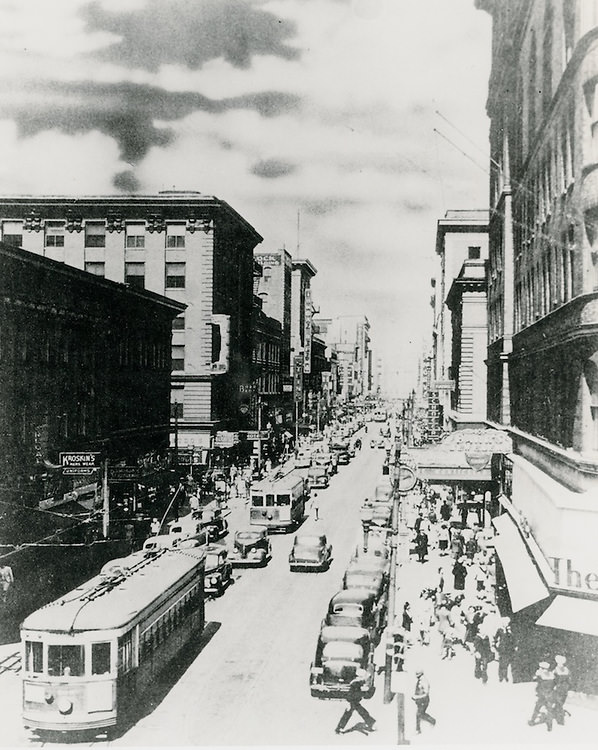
552, 655, 571, 725
411, 669, 436, 734
528, 660, 555, 731
494, 617, 516, 682
452, 557, 468, 591
334, 674, 376, 734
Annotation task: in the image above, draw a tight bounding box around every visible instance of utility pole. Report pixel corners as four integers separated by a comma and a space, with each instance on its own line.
257, 397, 263, 469
102, 456, 110, 539
384, 461, 400, 704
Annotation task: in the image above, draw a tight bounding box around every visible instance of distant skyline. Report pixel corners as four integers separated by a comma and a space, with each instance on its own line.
0, 0, 492, 396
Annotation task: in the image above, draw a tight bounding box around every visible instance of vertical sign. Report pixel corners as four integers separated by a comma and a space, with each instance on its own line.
303, 287, 312, 374
294, 354, 304, 402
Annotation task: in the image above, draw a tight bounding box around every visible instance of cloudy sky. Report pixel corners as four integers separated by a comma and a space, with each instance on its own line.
0, 0, 491, 395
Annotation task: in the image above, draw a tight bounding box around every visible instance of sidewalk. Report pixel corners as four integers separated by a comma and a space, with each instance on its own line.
382, 543, 597, 745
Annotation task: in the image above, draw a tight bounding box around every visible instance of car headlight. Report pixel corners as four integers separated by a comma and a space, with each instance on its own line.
209, 576, 218, 585
311, 666, 323, 676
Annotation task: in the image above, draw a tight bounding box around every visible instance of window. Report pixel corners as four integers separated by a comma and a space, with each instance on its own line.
125, 227, 145, 248
166, 224, 186, 248
91, 642, 111, 675
45, 222, 65, 247
2, 220, 22, 247
165, 262, 185, 289
48, 644, 84, 677
85, 222, 106, 248
172, 315, 185, 330
171, 345, 185, 371
85, 262, 105, 277
263, 265, 272, 282
125, 262, 145, 289
117, 631, 134, 673
468, 246, 481, 259
25, 641, 43, 673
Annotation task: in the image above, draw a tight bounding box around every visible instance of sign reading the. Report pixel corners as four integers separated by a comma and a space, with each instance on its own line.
60, 452, 101, 476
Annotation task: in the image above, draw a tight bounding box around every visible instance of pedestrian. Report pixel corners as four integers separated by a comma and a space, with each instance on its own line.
452, 557, 468, 590
402, 602, 413, 632
441, 625, 456, 660
552, 655, 571, 725
472, 560, 487, 592
440, 498, 452, 522
416, 530, 428, 563
312, 492, 320, 521
450, 529, 464, 560
528, 660, 555, 731
189, 491, 200, 516
412, 669, 436, 734
494, 617, 516, 683
334, 674, 376, 734
150, 518, 161, 536
414, 511, 424, 534
438, 523, 450, 555
0, 563, 14, 604
460, 501, 469, 527
465, 532, 479, 561
473, 629, 493, 684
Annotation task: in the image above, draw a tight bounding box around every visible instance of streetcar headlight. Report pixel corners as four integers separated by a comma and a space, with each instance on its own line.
57, 698, 73, 715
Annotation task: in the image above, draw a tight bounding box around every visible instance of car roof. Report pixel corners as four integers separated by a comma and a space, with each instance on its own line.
319, 625, 370, 643
330, 589, 376, 606
295, 533, 327, 543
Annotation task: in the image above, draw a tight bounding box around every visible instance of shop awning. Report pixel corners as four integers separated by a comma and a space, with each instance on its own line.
536, 595, 598, 637
492, 513, 550, 613
406, 447, 492, 482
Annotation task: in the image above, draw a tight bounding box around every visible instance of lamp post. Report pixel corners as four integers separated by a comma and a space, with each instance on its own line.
360, 502, 374, 552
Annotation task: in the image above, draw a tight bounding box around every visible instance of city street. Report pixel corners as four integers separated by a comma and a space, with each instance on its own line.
0, 443, 395, 747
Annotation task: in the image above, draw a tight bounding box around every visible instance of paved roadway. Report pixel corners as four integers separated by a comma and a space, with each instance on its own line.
0, 440, 392, 747
121, 442, 387, 747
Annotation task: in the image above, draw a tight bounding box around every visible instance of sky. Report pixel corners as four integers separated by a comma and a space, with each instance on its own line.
0, 0, 492, 396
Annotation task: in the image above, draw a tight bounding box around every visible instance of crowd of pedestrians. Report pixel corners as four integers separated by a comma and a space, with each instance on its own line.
395, 484, 574, 738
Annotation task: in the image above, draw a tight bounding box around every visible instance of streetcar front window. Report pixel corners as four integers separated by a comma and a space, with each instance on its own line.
25, 641, 43, 673
276, 494, 290, 506
252, 494, 264, 507
265, 494, 275, 506
91, 642, 111, 675
48, 644, 84, 677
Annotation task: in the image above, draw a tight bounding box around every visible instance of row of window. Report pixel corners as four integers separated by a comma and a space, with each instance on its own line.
85, 261, 186, 289
139, 585, 202, 662
514, 246, 574, 330
253, 340, 280, 366
1, 224, 191, 250
25, 640, 111, 677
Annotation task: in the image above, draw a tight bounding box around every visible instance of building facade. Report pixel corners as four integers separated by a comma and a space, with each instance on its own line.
314, 315, 372, 401
433, 210, 489, 432
0, 240, 184, 531
478, 0, 598, 690
0, 192, 263, 454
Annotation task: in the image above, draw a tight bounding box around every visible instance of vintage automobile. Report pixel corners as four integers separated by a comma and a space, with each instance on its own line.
343, 567, 388, 610
309, 625, 376, 699
352, 536, 390, 562
312, 450, 338, 475
289, 532, 333, 572
370, 503, 392, 529
322, 589, 385, 643
228, 526, 272, 567
295, 449, 312, 469
346, 553, 390, 581
307, 464, 329, 490
330, 440, 351, 465
204, 544, 233, 596
197, 502, 229, 541
374, 481, 393, 504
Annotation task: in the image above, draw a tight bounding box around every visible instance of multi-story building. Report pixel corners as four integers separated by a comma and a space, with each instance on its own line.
445, 258, 488, 428
0, 239, 184, 530
477, 0, 598, 690
0, 192, 263, 456
433, 210, 489, 432
314, 315, 372, 400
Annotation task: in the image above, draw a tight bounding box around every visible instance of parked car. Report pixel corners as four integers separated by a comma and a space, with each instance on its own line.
310, 625, 376, 699
228, 526, 272, 567
346, 554, 391, 580
352, 537, 390, 562
343, 568, 388, 607
322, 589, 385, 643
312, 451, 338, 475
374, 481, 393, 504
198, 502, 229, 541
370, 504, 392, 528
307, 464, 329, 490
295, 449, 312, 469
289, 532, 333, 572
204, 544, 233, 596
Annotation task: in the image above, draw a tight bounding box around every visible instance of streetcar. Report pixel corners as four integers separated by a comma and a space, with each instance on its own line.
372, 408, 387, 422
249, 474, 307, 531
21, 546, 206, 738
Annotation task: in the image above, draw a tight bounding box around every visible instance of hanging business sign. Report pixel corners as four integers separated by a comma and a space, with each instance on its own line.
440, 428, 512, 454
303, 288, 312, 374
60, 452, 101, 476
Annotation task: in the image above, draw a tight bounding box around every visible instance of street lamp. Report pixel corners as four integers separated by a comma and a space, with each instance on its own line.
360, 502, 374, 552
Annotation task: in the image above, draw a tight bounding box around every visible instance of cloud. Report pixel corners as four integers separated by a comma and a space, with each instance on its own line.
1, 79, 300, 164
82, 0, 300, 71
251, 158, 297, 178
113, 169, 140, 192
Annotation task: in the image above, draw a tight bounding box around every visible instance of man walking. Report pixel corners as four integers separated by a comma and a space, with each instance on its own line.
312, 492, 320, 521
494, 617, 516, 682
335, 674, 376, 734
528, 660, 555, 731
412, 669, 436, 734
552, 655, 571, 725
0, 563, 14, 604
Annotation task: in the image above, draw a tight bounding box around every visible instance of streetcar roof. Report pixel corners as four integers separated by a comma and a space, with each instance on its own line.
251, 475, 304, 492
21, 547, 205, 634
